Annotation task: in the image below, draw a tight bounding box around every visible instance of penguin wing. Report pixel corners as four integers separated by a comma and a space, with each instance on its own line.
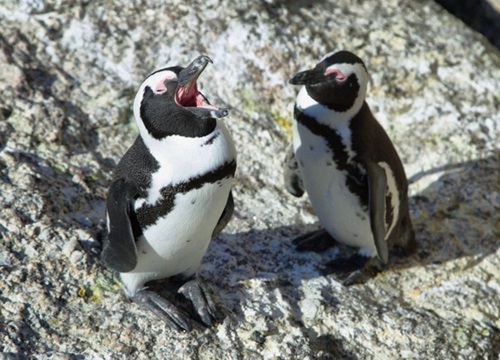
365, 161, 389, 265
101, 178, 141, 272
284, 145, 304, 197
212, 191, 234, 237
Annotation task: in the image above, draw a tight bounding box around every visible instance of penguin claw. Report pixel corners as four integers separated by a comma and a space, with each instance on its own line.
132, 290, 193, 331
178, 279, 216, 326
293, 229, 335, 252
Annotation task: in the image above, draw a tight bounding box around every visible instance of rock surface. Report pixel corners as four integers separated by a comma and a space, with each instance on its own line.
1, 0, 499, 359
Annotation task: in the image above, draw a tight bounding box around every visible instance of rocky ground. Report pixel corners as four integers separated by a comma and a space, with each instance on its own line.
0, 0, 499, 359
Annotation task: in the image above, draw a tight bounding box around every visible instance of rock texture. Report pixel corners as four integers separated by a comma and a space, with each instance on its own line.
1, 0, 499, 359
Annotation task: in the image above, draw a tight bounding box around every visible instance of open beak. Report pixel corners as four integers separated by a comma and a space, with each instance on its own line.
175, 55, 226, 118
178, 55, 212, 88
175, 55, 213, 107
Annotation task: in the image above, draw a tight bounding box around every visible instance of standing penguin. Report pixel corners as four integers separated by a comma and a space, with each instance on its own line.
100, 55, 237, 331
285, 50, 416, 283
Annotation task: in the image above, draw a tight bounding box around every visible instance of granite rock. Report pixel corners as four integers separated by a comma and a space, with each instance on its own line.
0, 0, 499, 359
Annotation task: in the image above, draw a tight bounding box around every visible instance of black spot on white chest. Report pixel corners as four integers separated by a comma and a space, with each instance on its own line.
201, 132, 220, 146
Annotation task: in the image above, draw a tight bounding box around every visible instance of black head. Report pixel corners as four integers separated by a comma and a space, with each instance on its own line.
133, 55, 228, 140
290, 50, 369, 112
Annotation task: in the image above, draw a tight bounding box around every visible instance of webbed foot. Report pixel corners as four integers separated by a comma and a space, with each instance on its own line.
132, 289, 193, 331
131, 278, 217, 331
178, 279, 216, 327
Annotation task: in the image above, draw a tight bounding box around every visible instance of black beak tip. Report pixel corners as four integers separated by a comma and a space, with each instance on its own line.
288, 68, 322, 86
179, 55, 213, 85
288, 75, 300, 85
198, 55, 213, 66
289, 72, 304, 85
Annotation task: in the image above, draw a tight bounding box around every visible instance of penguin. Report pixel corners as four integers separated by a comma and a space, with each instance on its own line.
285, 50, 416, 284
100, 55, 237, 331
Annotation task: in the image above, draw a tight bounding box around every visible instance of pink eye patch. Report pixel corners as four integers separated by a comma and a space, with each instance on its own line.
155, 73, 177, 93
155, 82, 167, 93
324, 68, 347, 82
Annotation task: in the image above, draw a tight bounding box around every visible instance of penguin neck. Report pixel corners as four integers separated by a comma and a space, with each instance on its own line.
296, 86, 365, 129
136, 120, 228, 168
133, 102, 219, 158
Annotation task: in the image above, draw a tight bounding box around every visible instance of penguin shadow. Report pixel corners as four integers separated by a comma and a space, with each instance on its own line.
202, 223, 360, 356
400, 151, 499, 269
200, 152, 498, 341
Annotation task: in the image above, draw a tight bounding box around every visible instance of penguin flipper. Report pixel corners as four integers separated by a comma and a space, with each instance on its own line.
101, 178, 141, 272
365, 161, 389, 265
212, 191, 234, 237
284, 145, 304, 197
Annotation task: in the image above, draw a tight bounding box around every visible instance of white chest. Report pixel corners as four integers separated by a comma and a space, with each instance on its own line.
120, 122, 236, 295
139, 122, 236, 205
293, 119, 376, 255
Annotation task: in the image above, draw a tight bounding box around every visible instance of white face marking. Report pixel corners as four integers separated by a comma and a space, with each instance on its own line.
320, 51, 336, 62
294, 62, 369, 163
324, 63, 368, 95
296, 62, 368, 122
377, 162, 400, 238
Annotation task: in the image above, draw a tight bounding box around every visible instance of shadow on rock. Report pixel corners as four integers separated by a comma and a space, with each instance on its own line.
199, 152, 499, 347
404, 152, 499, 268
212, 152, 499, 282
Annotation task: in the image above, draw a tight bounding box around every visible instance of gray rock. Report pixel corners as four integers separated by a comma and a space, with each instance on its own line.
1, 0, 499, 358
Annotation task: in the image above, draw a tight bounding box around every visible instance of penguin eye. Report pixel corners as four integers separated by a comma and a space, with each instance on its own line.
149, 73, 177, 94
155, 81, 167, 94
335, 74, 347, 83
324, 68, 346, 83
